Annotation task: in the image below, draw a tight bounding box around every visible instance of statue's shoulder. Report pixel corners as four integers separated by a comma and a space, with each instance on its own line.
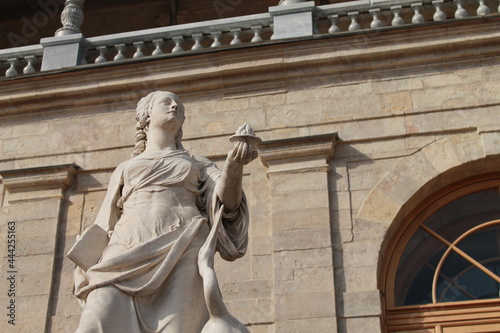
190, 154, 212, 165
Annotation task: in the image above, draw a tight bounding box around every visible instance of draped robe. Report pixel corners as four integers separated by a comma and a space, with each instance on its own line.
69, 150, 249, 333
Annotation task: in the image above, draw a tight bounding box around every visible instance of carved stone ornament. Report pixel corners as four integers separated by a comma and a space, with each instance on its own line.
278, 0, 306, 5
55, 0, 85, 37
68, 92, 258, 332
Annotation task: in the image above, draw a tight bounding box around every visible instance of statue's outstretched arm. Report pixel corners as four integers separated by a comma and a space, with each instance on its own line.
216, 141, 258, 211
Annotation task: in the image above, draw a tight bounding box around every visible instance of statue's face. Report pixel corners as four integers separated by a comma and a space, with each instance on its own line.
149, 92, 185, 132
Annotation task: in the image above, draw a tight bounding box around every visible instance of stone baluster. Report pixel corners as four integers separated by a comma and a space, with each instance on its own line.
348, 12, 361, 31
95, 46, 107, 63
23, 56, 36, 74
251, 26, 263, 42
133, 41, 145, 58
80, 48, 88, 65
191, 33, 204, 51
230, 29, 242, 45
433, 0, 447, 21
454, 0, 468, 18
476, 0, 490, 15
55, 0, 85, 37
114, 44, 127, 61
5, 58, 18, 77
411, 3, 425, 24
211, 32, 223, 47
152, 39, 165, 55
172, 36, 184, 53
391, 5, 405, 26
328, 14, 341, 34
369, 8, 383, 29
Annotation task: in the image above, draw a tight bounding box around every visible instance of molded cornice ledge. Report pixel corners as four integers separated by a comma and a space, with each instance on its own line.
2, 18, 500, 119
258, 133, 336, 174
1, 164, 78, 201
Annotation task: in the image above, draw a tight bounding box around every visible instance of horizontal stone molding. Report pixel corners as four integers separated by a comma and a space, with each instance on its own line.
2, 18, 500, 119
258, 133, 336, 172
1, 164, 78, 194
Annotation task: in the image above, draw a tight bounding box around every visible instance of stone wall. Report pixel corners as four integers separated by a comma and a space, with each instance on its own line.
0, 17, 499, 332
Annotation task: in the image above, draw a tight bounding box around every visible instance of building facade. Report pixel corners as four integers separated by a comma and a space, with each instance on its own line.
1, 0, 500, 332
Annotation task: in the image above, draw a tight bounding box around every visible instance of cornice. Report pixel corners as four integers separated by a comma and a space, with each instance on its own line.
0, 17, 499, 119
258, 133, 336, 173
0, 164, 78, 194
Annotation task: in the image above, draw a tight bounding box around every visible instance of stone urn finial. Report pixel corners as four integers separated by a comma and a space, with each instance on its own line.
278, 0, 306, 5
55, 0, 85, 37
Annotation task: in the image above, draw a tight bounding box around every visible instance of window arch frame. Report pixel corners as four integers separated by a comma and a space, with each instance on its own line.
381, 173, 500, 332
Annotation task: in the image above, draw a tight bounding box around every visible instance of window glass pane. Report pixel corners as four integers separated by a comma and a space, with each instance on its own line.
456, 224, 500, 263
424, 189, 500, 243
395, 187, 500, 306
395, 227, 446, 306
437, 251, 500, 303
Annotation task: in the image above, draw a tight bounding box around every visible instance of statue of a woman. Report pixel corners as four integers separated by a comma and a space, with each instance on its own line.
68, 91, 258, 332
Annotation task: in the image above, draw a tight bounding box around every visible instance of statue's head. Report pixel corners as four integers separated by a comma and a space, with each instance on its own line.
132, 91, 185, 157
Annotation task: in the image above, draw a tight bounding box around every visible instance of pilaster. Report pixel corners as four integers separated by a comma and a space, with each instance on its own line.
0, 164, 77, 331
258, 134, 338, 332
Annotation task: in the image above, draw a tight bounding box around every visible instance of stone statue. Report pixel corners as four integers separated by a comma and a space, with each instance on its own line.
67, 91, 259, 332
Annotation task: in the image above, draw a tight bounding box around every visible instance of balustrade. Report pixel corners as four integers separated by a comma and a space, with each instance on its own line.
1, 0, 499, 78
0, 45, 44, 77
315, 0, 497, 35
82, 13, 273, 64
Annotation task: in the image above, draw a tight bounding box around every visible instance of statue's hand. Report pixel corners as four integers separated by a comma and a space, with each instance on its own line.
227, 141, 258, 166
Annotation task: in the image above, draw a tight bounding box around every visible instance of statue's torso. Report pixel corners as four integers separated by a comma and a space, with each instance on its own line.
106, 151, 208, 256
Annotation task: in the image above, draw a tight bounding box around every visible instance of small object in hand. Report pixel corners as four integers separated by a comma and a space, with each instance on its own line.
229, 123, 262, 145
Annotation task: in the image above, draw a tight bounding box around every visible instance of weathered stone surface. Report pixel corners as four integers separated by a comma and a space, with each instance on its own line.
273, 248, 333, 271
275, 317, 337, 333
275, 291, 336, 320
342, 239, 382, 268
226, 298, 274, 324
275, 266, 334, 294
251, 255, 273, 280
340, 290, 382, 317
272, 206, 330, 231
341, 316, 382, 333
481, 131, 500, 156
221, 280, 272, 301
342, 264, 379, 293
356, 187, 401, 225
273, 228, 332, 251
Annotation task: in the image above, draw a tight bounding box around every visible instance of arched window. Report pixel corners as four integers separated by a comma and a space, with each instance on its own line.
383, 175, 500, 332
